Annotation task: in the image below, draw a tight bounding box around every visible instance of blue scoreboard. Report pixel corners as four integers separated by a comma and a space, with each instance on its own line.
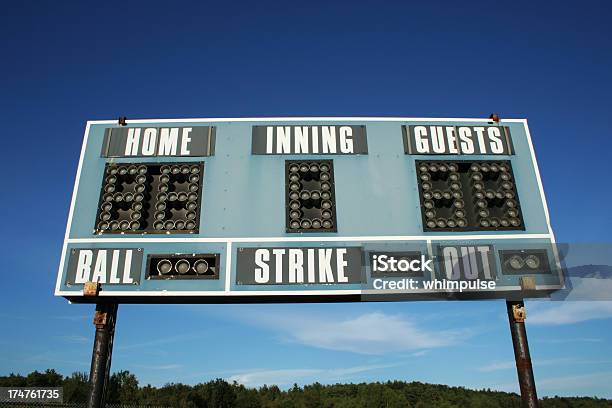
55, 117, 563, 303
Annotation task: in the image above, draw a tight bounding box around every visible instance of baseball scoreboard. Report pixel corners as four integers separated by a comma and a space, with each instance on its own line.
55, 117, 564, 303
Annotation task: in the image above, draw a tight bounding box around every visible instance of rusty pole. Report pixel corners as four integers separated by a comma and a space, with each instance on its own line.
506, 300, 538, 408
87, 303, 118, 408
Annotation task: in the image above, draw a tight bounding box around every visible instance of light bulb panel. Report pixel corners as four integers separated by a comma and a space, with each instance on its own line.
95, 162, 204, 234
499, 249, 551, 275
285, 160, 337, 233
416, 160, 524, 232
146, 253, 219, 279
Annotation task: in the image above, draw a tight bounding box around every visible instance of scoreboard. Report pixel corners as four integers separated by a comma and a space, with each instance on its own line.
55, 117, 564, 303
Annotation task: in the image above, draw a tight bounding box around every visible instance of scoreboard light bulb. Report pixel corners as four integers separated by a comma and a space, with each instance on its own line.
424, 200, 435, 209
442, 191, 452, 200
188, 183, 199, 192
134, 184, 145, 193
137, 165, 147, 175
309, 163, 320, 173
101, 202, 113, 212
480, 219, 490, 228
128, 165, 138, 175
471, 173, 483, 181
119, 220, 130, 230
177, 192, 188, 202
106, 176, 117, 184
181, 165, 190, 174
290, 220, 300, 229
289, 191, 300, 201
322, 210, 332, 219
193, 259, 209, 274
319, 164, 330, 172
485, 190, 495, 199
508, 255, 524, 270
289, 163, 299, 173
311, 219, 322, 229
447, 219, 457, 228
480, 164, 490, 173
186, 201, 197, 211
154, 211, 165, 221
475, 191, 485, 200
452, 191, 463, 199
130, 221, 140, 231
156, 192, 168, 202
438, 164, 448, 172
123, 192, 134, 202
453, 200, 465, 209
300, 219, 312, 229
108, 167, 118, 175
448, 164, 458, 172
185, 220, 196, 230
134, 193, 144, 202
476, 200, 487, 209
499, 164, 508, 172
319, 172, 330, 181
490, 218, 500, 227
186, 211, 197, 220
470, 164, 480, 172
478, 209, 489, 218
160, 174, 170, 184
321, 200, 332, 210
289, 174, 300, 182
290, 210, 301, 220
100, 212, 111, 221
171, 166, 181, 175
421, 182, 432, 191
300, 190, 311, 201
506, 200, 517, 208
113, 192, 124, 202
426, 220, 437, 228
423, 192, 433, 200
419, 164, 429, 173
525, 255, 541, 269
164, 220, 175, 230
168, 192, 178, 202
436, 218, 447, 228
322, 220, 333, 229
310, 190, 321, 200
157, 259, 173, 275
118, 167, 128, 175
500, 218, 510, 227
97, 221, 109, 231
289, 182, 301, 191
174, 220, 185, 230
321, 182, 331, 191
130, 211, 141, 221
175, 259, 190, 274
189, 174, 199, 183
455, 210, 465, 219
490, 164, 499, 172
507, 209, 519, 218
450, 182, 461, 191
190, 165, 200, 174
299, 163, 310, 173
495, 191, 504, 199
457, 219, 467, 227
432, 191, 442, 200
428, 164, 438, 172
504, 191, 515, 199
502, 182, 513, 190
425, 210, 436, 219
473, 182, 484, 190
132, 202, 143, 212
510, 218, 521, 227
158, 183, 169, 193
160, 165, 171, 174
155, 202, 166, 211
153, 220, 164, 230
187, 192, 198, 201
290, 200, 301, 210
321, 191, 331, 200
449, 173, 459, 181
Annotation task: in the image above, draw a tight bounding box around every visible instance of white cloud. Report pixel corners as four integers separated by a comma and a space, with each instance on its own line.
478, 357, 612, 373
235, 310, 467, 355
228, 363, 396, 387
528, 301, 612, 326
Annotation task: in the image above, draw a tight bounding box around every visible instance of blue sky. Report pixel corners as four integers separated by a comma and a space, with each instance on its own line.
1, 0, 612, 398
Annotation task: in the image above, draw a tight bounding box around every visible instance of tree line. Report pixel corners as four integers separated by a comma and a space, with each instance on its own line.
1, 369, 611, 407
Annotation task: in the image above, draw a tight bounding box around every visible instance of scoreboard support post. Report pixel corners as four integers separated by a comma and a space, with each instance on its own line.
506, 300, 538, 407
87, 303, 118, 408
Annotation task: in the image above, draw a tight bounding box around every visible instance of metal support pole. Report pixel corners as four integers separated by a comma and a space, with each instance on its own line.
506, 300, 538, 408
88, 303, 118, 408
